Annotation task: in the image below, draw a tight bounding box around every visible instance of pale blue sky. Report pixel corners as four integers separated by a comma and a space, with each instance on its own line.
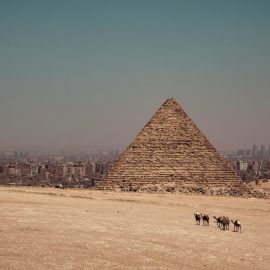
0, 0, 269, 151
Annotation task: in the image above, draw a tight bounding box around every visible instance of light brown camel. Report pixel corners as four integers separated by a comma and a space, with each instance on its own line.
231, 220, 242, 232
200, 214, 209, 226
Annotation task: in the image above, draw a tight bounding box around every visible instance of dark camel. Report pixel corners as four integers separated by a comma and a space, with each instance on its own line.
213, 216, 229, 230
194, 213, 201, 225
222, 216, 230, 231
213, 216, 223, 228
200, 214, 209, 226
231, 220, 242, 232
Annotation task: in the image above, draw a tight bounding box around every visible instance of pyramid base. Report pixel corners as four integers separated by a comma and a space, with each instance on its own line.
94, 182, 269, 198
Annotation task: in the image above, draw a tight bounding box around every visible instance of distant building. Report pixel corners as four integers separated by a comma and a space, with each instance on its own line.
237, 149, 246, 157
8, 165, 21, 177
252, 161, 260, 174
14, 151, 29, 160
236, 160, 248, 171
260, 145, 265, 158
86, 163, 95, 177
252, 145, 257, 157
73, 164, 86, 177
246, 149, 251, 157
95, 161, 112, 175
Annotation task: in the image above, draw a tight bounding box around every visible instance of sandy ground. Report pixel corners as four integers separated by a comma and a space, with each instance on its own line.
249, 181, 270, 194
0, 187, 269, 270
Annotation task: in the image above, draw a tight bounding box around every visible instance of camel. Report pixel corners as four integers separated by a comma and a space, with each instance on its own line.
194, 213, 201, 225
222, 216, 230, 231
213, 216, 229, 230
200, 214, 209, 226
231, 220, 242, 232
213, 216, 223, 228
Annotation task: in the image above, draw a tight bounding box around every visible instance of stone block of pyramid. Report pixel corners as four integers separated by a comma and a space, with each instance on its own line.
96, 98, 243, 193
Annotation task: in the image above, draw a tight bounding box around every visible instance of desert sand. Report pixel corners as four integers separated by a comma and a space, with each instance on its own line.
0, 187, 269, 270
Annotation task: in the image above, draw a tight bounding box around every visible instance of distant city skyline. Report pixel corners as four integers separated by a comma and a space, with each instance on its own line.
1, 1, 269, 151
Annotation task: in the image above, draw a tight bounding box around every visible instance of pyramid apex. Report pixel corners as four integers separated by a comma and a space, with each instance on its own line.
162, 98, 178, 106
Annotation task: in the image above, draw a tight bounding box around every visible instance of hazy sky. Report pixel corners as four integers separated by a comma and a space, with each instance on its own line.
0, 0, 269, 151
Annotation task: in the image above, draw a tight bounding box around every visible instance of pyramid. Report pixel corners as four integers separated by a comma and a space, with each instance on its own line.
96, 98, 243, 193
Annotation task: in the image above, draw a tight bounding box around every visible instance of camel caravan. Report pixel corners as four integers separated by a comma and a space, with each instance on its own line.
194, 211, 242, 232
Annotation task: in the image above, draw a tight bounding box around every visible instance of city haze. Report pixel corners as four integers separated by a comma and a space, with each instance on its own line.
0, 1, 269, 151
